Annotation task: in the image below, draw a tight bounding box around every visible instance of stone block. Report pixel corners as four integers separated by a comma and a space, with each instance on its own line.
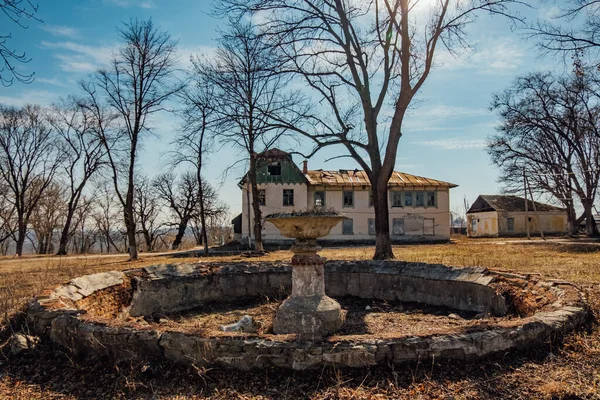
71, 271, 124, 297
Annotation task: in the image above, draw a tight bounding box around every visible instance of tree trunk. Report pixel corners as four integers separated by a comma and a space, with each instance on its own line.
567, 202, 578, 236
124, 201, 138, 260
171, 220, 188, 250
248, 155, 263, 251
372, 175, 394, 260
584, 200, 598, 237
143, 229, 153, 252
15, 222, 26, 257
57, 205, 75, 255
197, 178, 209, 255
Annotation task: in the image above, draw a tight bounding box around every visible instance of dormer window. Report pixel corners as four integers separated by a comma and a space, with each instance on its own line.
267, 162, 282, 176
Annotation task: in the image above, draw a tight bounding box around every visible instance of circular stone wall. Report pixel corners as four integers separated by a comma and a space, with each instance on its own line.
27, 261, 589, 370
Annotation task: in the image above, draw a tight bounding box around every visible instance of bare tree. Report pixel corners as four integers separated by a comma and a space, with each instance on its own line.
531, 1, 600, 64
201, 22, 298, 251
0, 179, 17, 253
154, 171, 200, 250
489, 70, 600, 236
0, 0, 41, 86
174, 67, 218, 255
29, 181, 65, 254
189, 178, 229, 246
217, 0, 525, 259
91, 18, 181, 260
134, 175, 168, 252
49, 97, 107, 255
92, 184, 126, 254
0, 105, 62, 256
69, 195, 97, 254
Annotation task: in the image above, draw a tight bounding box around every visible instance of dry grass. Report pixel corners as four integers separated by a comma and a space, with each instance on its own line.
0, 237, 599, 399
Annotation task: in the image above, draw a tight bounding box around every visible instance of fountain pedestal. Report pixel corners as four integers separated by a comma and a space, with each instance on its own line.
265, 213, 345, 338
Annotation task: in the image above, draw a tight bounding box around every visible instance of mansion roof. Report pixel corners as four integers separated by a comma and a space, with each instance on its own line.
305, 169, 457, 188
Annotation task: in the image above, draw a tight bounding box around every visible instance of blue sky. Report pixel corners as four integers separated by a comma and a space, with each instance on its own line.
0, 0, 571, 217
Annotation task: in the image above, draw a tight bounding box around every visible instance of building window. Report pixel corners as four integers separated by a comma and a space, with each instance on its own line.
368, 218, 375, 235
472, 218, 477, 232
343, 190, 354, 207
369, 190, 374, 207
257, 189, 266, 206
404, 192, 413, 207
314, 191, 325, 207
427, 191, 436, 207
415, 191, 424, 207
507, 217, 515, 231
342, 218, 353, 235
391, 191, 403, 207
392, 218, 404, 235
267, 162, 281, 176
283, 189, 294, 206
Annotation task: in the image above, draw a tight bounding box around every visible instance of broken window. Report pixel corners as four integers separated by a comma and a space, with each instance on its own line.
404, 192, 413, 207
257, 189, 266, 206
368, 218, 375, 235
427, 192, 436, 207
283, 189, 294, 206
392, 218, 404, 235
314, 191, 325, 207
343, 191, 354, 207
342, 218, 353, 235
507, 217, 515, 231
391, 191, 403, 207
267, 162, 282, 176
415, 191, 424, 207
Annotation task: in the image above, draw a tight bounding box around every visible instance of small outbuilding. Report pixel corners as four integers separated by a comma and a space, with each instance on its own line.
466, 195, 568, 238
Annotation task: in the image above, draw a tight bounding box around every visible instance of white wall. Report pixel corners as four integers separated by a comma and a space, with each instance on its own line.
467, 210, 568, 237
241, 184, 452, 243
241, 183, 308, 241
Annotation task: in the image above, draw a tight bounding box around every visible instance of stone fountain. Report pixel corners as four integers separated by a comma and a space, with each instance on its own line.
265, 211, 346, 339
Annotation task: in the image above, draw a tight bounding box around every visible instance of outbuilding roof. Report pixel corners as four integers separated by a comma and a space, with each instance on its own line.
305, 169, 458, 188
467, 195, 566, 214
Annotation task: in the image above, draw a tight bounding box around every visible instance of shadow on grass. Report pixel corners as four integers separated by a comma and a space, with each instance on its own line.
2, 287, 597, 400
0, 333, 593, 400
1, 308, 597, 399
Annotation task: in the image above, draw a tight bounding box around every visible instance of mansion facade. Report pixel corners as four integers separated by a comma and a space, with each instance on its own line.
239, 149, 457, 244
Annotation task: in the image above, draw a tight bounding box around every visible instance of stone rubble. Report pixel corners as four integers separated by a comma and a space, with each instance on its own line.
10, 334, 39, 355
220, 315, 257, 333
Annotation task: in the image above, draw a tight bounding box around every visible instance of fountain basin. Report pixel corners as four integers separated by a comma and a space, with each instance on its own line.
265, 212, 345, 240
27, 261, 589, 370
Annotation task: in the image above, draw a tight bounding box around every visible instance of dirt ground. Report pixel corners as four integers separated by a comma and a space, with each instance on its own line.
124, 297, 513, 340
1, 237, 599, 399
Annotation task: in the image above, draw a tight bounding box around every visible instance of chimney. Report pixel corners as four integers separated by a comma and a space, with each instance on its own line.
302, 160, 308, 174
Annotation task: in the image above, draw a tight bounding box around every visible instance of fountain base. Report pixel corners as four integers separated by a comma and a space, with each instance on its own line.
273, 294, 344, 339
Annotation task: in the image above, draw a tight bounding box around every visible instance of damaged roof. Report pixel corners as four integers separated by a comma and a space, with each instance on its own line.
467, 195, 566, 214
305, 169, 458, 188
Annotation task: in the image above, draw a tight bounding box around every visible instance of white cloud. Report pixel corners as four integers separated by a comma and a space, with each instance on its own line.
409, 105, 491, 119
40, 25, 79, 38
0, 90, 58, 107
177, 45, 219, 70
436, 38, 525, 75
104, 0, 155, 8
412, 138, 487, 150
41, 41, 117, 73
36, 77, 65, 86
538, 5, 562, 21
